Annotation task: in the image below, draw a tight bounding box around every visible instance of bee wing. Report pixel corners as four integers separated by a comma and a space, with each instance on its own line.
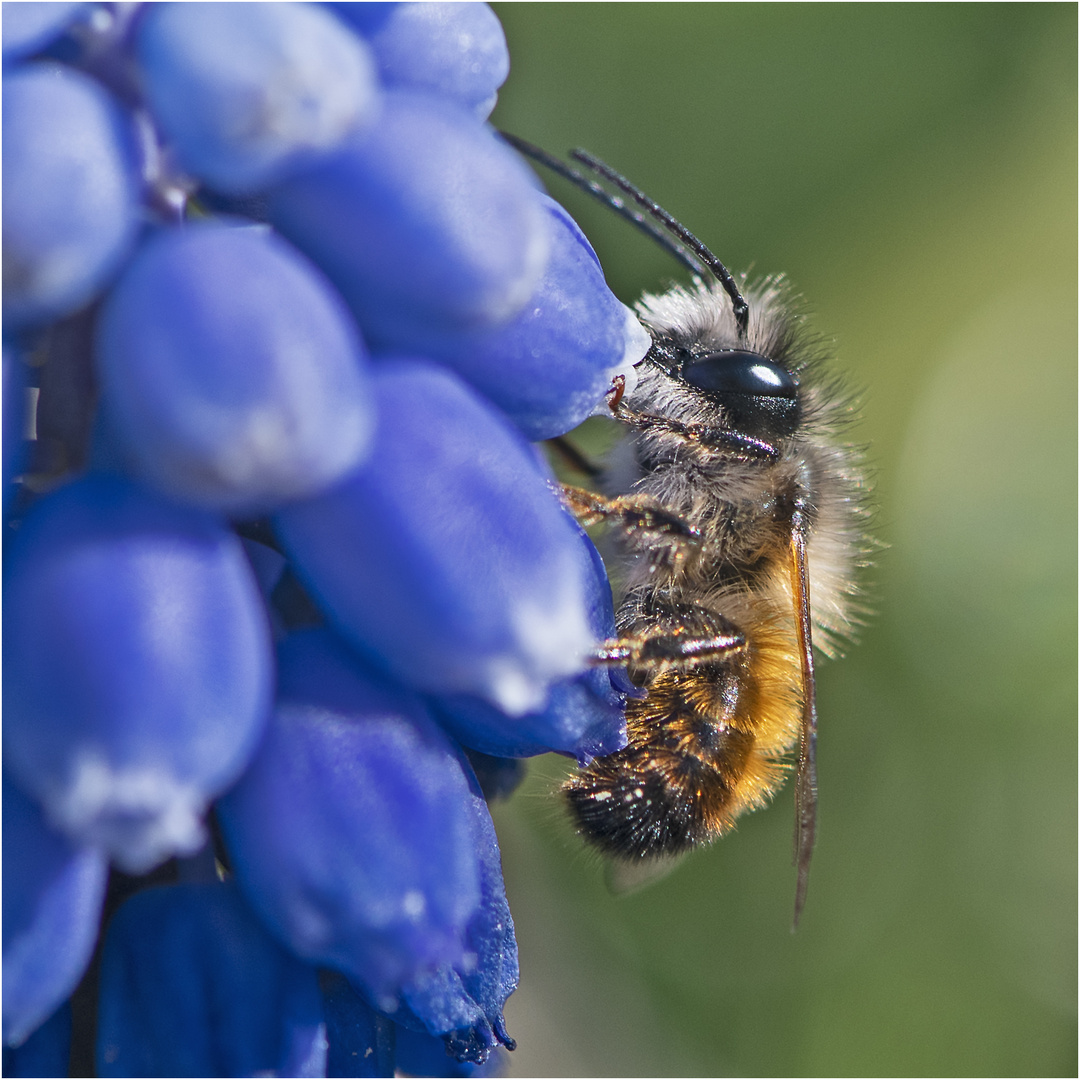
790, 515, 819, 929
605, 852, 688, 895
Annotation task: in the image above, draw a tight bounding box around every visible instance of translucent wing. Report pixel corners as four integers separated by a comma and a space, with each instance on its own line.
789, 514, 819, 929
605, 852, 687, 896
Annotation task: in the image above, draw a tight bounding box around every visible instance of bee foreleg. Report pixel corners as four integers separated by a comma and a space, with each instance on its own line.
558, 483, 700, 545
612, 403, 780, 461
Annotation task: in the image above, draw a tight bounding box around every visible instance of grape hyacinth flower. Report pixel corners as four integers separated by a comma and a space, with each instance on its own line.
3, 61, 141, 330
135, 2, 380, 195
2, 3, 644, 1075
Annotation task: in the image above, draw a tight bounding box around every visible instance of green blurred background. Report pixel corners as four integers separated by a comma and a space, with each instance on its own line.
488, 5, 1076, 1076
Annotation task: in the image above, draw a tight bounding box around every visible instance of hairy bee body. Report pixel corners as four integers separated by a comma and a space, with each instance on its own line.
564, 278, 867, 874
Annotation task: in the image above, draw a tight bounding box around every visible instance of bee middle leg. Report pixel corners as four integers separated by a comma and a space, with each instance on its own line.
591, 602, 746, 674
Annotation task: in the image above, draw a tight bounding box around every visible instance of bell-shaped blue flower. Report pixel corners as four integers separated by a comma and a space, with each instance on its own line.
346, 2, 509, 120
136, 2, 380, 194
3, 776, 107, 1049
433, 675, 626, 765
3, 474, 274, 872
95, 881, 327, 1078
3, 63, 141, 330
431, 524, 628, 761
217, 628, 481, 1006
386, 761, 518, 1065
393, 1022, 508, 1078
267, 89, 549, 347
273, 360, 597, 713
395, 194, 652, 440
95, 222, 375, 514
321, 973, 507, 1078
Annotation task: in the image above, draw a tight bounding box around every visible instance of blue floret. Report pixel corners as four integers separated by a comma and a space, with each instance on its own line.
267, 87, 551, 344
273, 360, 597, 712
2, 63, 141, 330
3, 474, 274, 871
95, 222, 375, 512
136, 2, 380, 194
401, 193, 652, 439
346, 2, 511, 120
217, 627, 483, 1003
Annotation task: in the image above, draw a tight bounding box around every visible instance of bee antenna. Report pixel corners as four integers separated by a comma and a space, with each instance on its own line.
570, 148, 751, 340
499, 132, 710, 283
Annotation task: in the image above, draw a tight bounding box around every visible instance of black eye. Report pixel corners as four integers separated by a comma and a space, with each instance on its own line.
682, 351, 797, 397
681, 351, 800, 438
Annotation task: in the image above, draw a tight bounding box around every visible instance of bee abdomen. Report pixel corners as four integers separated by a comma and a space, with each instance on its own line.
563, 718, 757, 859
563, 625, 800, 860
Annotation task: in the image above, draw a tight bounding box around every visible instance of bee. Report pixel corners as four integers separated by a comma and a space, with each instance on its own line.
503, 137, 870, 924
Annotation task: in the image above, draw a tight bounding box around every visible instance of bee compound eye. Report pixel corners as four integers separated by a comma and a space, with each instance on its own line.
681, 351, 800, 439
681, 351, 798, 398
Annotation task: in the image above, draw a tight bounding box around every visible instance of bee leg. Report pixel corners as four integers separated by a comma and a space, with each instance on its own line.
558, 483, 700, 545
591, 609, 746, 673
612, 402, 780, 461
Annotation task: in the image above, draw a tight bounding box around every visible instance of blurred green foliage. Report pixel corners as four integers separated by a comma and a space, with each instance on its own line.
489, 4, 1076, 1076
